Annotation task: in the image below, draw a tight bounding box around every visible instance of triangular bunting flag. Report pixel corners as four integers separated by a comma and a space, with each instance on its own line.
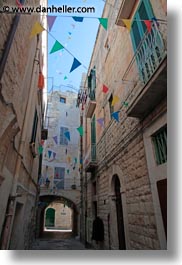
70, 58, 82, 73
111, 111, 120, 122
64, 131, 71, 141
53, 136, 58, 144
64, 76, 68, 80
38, 145, 43, 155
16, 0, 23, 8
74, 158, 77, 164
30, 22, 44, 38
98, 18, 108, 30
67, 156, 71, 163
123, 101, 129, 107
50, 40, 64, 54
67, 169, 70, 174
111, 96, 120, 106
47, 16, 57, 31
48, 150, 52, 158
77, 126, 84, 136
103, 84, 109, 93
72, 16, 84, 22
122, 19, 132, 31
97, 118, 104, 128
144, 20, 152, 33
68, 32, 72, 35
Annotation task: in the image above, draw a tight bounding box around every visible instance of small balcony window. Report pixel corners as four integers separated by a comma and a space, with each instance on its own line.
88, 68, 96, 101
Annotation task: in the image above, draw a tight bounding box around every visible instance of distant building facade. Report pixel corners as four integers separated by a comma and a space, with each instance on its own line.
0, 0, 47, 249
80, 0, 167, 250
38, 90, 81, 236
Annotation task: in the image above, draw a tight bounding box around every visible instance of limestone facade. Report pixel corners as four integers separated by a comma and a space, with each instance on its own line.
81, 0, 167, 250
0, 0, 47, 249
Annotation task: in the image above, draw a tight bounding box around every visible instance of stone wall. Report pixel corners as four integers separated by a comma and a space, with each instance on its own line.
0, 0, 47, 249
82, 0, 167, 250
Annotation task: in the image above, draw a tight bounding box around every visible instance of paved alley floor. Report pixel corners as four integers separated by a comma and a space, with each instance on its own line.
32, 232, 87, 250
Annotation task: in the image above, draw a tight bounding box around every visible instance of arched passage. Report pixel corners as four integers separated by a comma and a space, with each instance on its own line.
110, 174, 126, 250
36, 195, 78, 239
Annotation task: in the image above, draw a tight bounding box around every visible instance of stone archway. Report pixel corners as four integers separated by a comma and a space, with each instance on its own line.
36, 195, 78, 238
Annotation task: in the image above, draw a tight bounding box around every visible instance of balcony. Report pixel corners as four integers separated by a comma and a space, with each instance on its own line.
122, 21, 167, 119
85, 91, 96, 118
84, 143, 97, 172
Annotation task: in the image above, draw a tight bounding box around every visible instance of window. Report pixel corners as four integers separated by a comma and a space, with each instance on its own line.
54, 167, 65, 189
130, 0, 154, 51
88, 67, 96, 100
109, 94, 114, 116
60, 97, 66, 103
152, 126, 167, 165
60, 127, 69, 145
31, 110, 38, 143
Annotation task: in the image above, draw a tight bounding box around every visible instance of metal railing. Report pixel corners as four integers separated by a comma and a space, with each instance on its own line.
122, 21, 167, 86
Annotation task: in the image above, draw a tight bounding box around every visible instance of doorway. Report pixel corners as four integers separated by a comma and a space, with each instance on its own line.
114, 175, 126, 250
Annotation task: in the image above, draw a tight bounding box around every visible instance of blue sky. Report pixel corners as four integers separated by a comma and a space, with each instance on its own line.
48, 0, 105, 92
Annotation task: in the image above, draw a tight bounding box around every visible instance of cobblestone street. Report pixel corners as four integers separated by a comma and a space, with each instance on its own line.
32, 233, 86, 250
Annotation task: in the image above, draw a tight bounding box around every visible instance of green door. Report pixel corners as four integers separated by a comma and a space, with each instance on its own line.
45, 208, 55, 227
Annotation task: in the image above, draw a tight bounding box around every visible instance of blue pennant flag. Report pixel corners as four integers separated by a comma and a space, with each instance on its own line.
111, 111, 120, 122
48, 150, 52, 158
64, 131, 71, 141
70, 58, 82, 73
72, 16, 84, 22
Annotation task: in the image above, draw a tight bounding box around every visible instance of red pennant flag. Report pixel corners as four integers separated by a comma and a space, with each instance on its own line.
103, 84, 109, 93
144, 20, 152, 33
16, 0, 23, 8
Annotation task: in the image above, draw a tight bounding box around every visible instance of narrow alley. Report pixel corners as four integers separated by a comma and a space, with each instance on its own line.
0, 0, 167, 251
32, 233, 86, 250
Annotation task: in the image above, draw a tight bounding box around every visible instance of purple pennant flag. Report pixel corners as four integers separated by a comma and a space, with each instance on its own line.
48, 150, 52, 158
97, 118, 104, 128
53, 136, 58, 144
47, 16, 57, 31
53, 152, 56, 159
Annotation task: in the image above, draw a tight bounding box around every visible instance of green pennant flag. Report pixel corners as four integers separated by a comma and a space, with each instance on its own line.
123, 101, 129, 107
50, 40, 64, 54
38, 145, 43, 155
77, 126, 84, 136
98, 18, 108, 30
64, 76, 68, 80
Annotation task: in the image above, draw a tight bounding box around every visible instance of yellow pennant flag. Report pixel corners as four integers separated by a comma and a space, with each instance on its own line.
30, 22, 44, 38
111, 95, 120, 106
122, 19, 132, 31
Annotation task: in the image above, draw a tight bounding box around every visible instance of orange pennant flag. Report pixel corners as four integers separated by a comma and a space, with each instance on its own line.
144, 20, 152, 33
38, 72, 44, 89
122, 19, 132, 31
30, 22, 44, 38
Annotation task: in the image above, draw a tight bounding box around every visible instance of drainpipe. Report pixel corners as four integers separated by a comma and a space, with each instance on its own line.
0, 35, 41, 249
80, 113, 84, 242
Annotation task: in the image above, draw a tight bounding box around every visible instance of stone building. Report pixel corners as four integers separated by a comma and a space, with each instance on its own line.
37, 90, 81, 237
80, 0, 167, 249
0, 0, 47, 249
